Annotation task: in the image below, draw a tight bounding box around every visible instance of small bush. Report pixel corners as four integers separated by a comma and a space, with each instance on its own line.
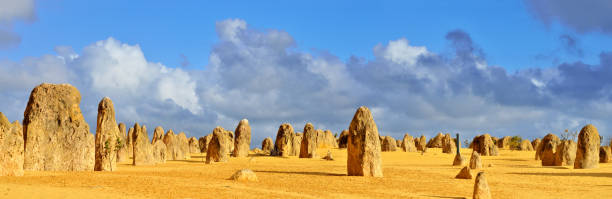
103, 137, 124, 171
508, 136, 522, 150
560, 129, 578, 141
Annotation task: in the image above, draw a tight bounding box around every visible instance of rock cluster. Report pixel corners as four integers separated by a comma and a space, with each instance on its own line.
538, 133, 560, 166
531, 138, 541, 152
381, 136, 397, 152
116, 123, 129, 162
453, 153, 466, 166
519, 139, 534, 151
469, 151, 482, 169
261, 137, 274, 154
94, 97, 120, 171
188, 137, 200, 154
127, 127, 134, 158
471, 134, 498, 156
347, 106, 383, 177
415, 135, 427, 151
292, 133, 302, 156
132, 123, 155, 166
23, 83, 95, 171
318, 130, 338, 148
152, 140, 167, 163
455, 166, 472, 179
401, 133, 417, 152
226, 130, 235, 152
554, 140, 576, 166
177, 132, 191, 158
473, 172, 491, 199
206, 126, 230, 163
0, 112, 24, 176
230, 169, 258, 182
322, 150, 334, 161
273, 123, 295, 157
233, 119, 251, 157
442, 133, 456, 154
300, 123, 318, 158
497, 136, 511, 149
575, 124, 600, 169
163, 130, 188, 160
426, 133, 444, 148
338, 130, 349, 148
151, 126, 164, 144
199, 134, 212, 153
17, 83, 609, 187
599, 146, 611, 163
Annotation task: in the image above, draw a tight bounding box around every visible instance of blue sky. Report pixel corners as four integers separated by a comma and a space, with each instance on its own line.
2, 0, 612, 144
5, 0, 612, 71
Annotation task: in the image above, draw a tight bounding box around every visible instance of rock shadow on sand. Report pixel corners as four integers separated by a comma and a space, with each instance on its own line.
509, 172, 612, 178
493, 158, 530, 162
419, 195, 465, 199
247, 154, 291, 158
190, 155, 206, 159
505, 165, 569, 169
169, 159, 207, 164
254, 170, 345, 176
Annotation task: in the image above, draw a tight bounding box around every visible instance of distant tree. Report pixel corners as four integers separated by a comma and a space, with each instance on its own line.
560, 129, 578, 141
104, 137, 124, 171
508, 136, 522, 150
463, 139, 470, 148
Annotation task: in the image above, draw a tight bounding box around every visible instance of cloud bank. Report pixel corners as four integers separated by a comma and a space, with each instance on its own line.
525, 0, 612, 34
0, 0, 36, 49
1, 18, 611, 145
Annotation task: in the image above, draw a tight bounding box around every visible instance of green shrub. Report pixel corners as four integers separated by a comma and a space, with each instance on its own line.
103, 137, 124, 171
508, 136, 522, 150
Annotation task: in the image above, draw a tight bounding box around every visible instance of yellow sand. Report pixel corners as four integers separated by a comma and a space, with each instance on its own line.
1, 148, 611, 199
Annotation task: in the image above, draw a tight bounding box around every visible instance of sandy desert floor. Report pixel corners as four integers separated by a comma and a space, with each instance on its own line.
0, 148, 611, 199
